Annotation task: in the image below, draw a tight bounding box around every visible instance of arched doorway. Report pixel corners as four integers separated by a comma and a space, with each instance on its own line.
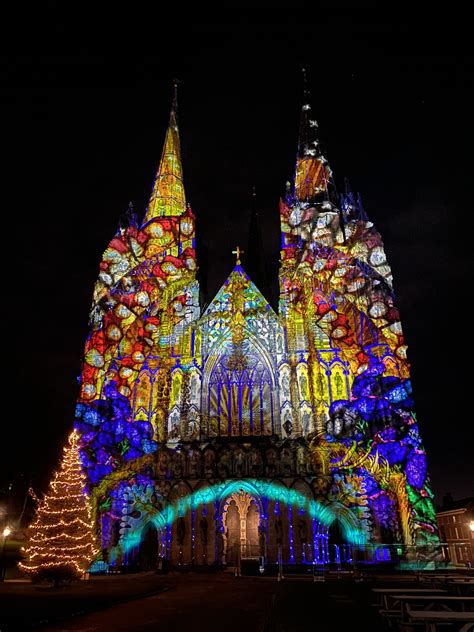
222, 492, 261, 564
328, 520, 344, 565
139, 522, 158, 571
224, 500, 240, 565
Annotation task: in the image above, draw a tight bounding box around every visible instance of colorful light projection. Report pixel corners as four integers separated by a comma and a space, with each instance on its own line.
75, 101, 199, 484
279, 95, 439, 549
198, 265, 282, 438
73, 87, 439, 563
112, 478, 367, 555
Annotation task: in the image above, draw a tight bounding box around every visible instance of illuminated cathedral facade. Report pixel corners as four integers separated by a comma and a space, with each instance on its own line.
75, 88, 439, 570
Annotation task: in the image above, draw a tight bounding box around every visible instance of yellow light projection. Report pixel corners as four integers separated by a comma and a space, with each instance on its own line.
143, 109, 186, 222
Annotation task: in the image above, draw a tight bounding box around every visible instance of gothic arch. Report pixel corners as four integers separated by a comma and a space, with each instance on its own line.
217, 480, 265, 517
323, 501, 366, 545
202, 327, 280, 436
203, 326, 278, 388
118, 478, 368, 557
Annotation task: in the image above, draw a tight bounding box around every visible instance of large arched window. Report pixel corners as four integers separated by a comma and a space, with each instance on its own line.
206, 336, 277, 437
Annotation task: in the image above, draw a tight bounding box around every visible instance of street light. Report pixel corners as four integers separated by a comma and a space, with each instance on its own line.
469, 521, 474, 533
1, 526, 12, 582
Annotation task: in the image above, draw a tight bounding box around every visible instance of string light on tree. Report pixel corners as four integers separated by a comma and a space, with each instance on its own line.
19, 429, 98, 582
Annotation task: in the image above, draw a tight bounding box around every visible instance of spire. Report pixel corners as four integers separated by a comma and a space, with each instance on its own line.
297, 67, 322, 161
119, 201, 138, 230
293, 67, 334, 205
340, 179, 369, 222
142, 80, 186, 224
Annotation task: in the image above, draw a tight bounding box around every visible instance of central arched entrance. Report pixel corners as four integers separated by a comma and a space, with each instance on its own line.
222, 491, 261, 564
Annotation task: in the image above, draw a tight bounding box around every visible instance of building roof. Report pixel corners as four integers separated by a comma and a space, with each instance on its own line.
436, 496, 474, 514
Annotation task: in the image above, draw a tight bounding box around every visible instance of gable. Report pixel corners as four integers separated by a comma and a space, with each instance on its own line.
203, 265, 277, 318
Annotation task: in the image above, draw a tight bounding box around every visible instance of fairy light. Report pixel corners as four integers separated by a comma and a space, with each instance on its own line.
19, 430, 99, 579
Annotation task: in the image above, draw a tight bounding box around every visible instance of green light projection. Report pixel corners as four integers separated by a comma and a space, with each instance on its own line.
120, 479, 367, 553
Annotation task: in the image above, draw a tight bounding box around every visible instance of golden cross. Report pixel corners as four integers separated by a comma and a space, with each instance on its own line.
232, 246, 244, 265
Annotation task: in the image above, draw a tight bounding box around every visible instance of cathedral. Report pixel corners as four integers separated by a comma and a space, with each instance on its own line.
75, 85, 439, 571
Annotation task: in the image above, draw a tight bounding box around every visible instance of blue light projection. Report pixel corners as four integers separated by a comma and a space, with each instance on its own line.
75, 381, 157, 483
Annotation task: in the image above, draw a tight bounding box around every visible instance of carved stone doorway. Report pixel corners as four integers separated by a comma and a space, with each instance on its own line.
222, 492, 260, 564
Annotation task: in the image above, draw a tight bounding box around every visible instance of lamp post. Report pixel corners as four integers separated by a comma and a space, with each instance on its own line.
1, 526, 11, 582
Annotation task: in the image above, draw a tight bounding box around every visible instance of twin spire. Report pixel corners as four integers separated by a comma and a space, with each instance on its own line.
293, 67, 333, 205
142, 72, 333, 226
142, 81, 187, 224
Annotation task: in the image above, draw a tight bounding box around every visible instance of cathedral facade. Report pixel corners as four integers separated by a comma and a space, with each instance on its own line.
75, 89, 439, 570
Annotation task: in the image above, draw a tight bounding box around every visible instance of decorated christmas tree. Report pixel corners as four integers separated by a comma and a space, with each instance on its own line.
19, 429, 98, 583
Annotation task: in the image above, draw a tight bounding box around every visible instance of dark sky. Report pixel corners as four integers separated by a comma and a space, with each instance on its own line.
2, 15, 473, 509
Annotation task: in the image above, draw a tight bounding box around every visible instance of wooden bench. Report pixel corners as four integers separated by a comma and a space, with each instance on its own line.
371, 588, 447, 611
407, 608, 474, 631
383, 596, 474, 631
394, 594, 474, 611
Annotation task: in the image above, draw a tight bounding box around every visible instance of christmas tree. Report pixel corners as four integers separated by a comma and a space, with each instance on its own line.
19, 429, 99, 583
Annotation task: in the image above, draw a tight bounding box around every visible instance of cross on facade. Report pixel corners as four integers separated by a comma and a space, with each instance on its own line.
232, 246, 244, 265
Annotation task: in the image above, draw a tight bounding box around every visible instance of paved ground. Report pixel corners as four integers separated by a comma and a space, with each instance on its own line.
33, 573, 383, 632
7, 569, 453, 631
0, 572, 169, 631
40, 574, 276, 632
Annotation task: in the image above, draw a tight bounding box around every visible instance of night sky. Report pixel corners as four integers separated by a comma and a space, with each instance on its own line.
2, 15, 473, 510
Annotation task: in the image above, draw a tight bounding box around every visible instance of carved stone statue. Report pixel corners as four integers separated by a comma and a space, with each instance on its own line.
156, 450, 170, 477
188, 449, 201, 479
249, 450, 263, 476
172, 451, 184, 478
234, 450, 244, 477
217, 451, 231, 477
204, 450, 216, 478
296, 445, 307, 475
265, 449, 277, 477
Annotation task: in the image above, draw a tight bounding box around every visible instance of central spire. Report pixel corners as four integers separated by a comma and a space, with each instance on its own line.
293, 67, 334, 205
142, 81, 186, 224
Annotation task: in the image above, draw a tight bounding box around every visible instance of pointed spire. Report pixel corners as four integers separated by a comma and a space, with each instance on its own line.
340, 180, 369, 222
293, 67, 334, 205
340, 178, 355, 219
119, 201, 137, 230
297, 66, 322, 161
142, 80, 186, 224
